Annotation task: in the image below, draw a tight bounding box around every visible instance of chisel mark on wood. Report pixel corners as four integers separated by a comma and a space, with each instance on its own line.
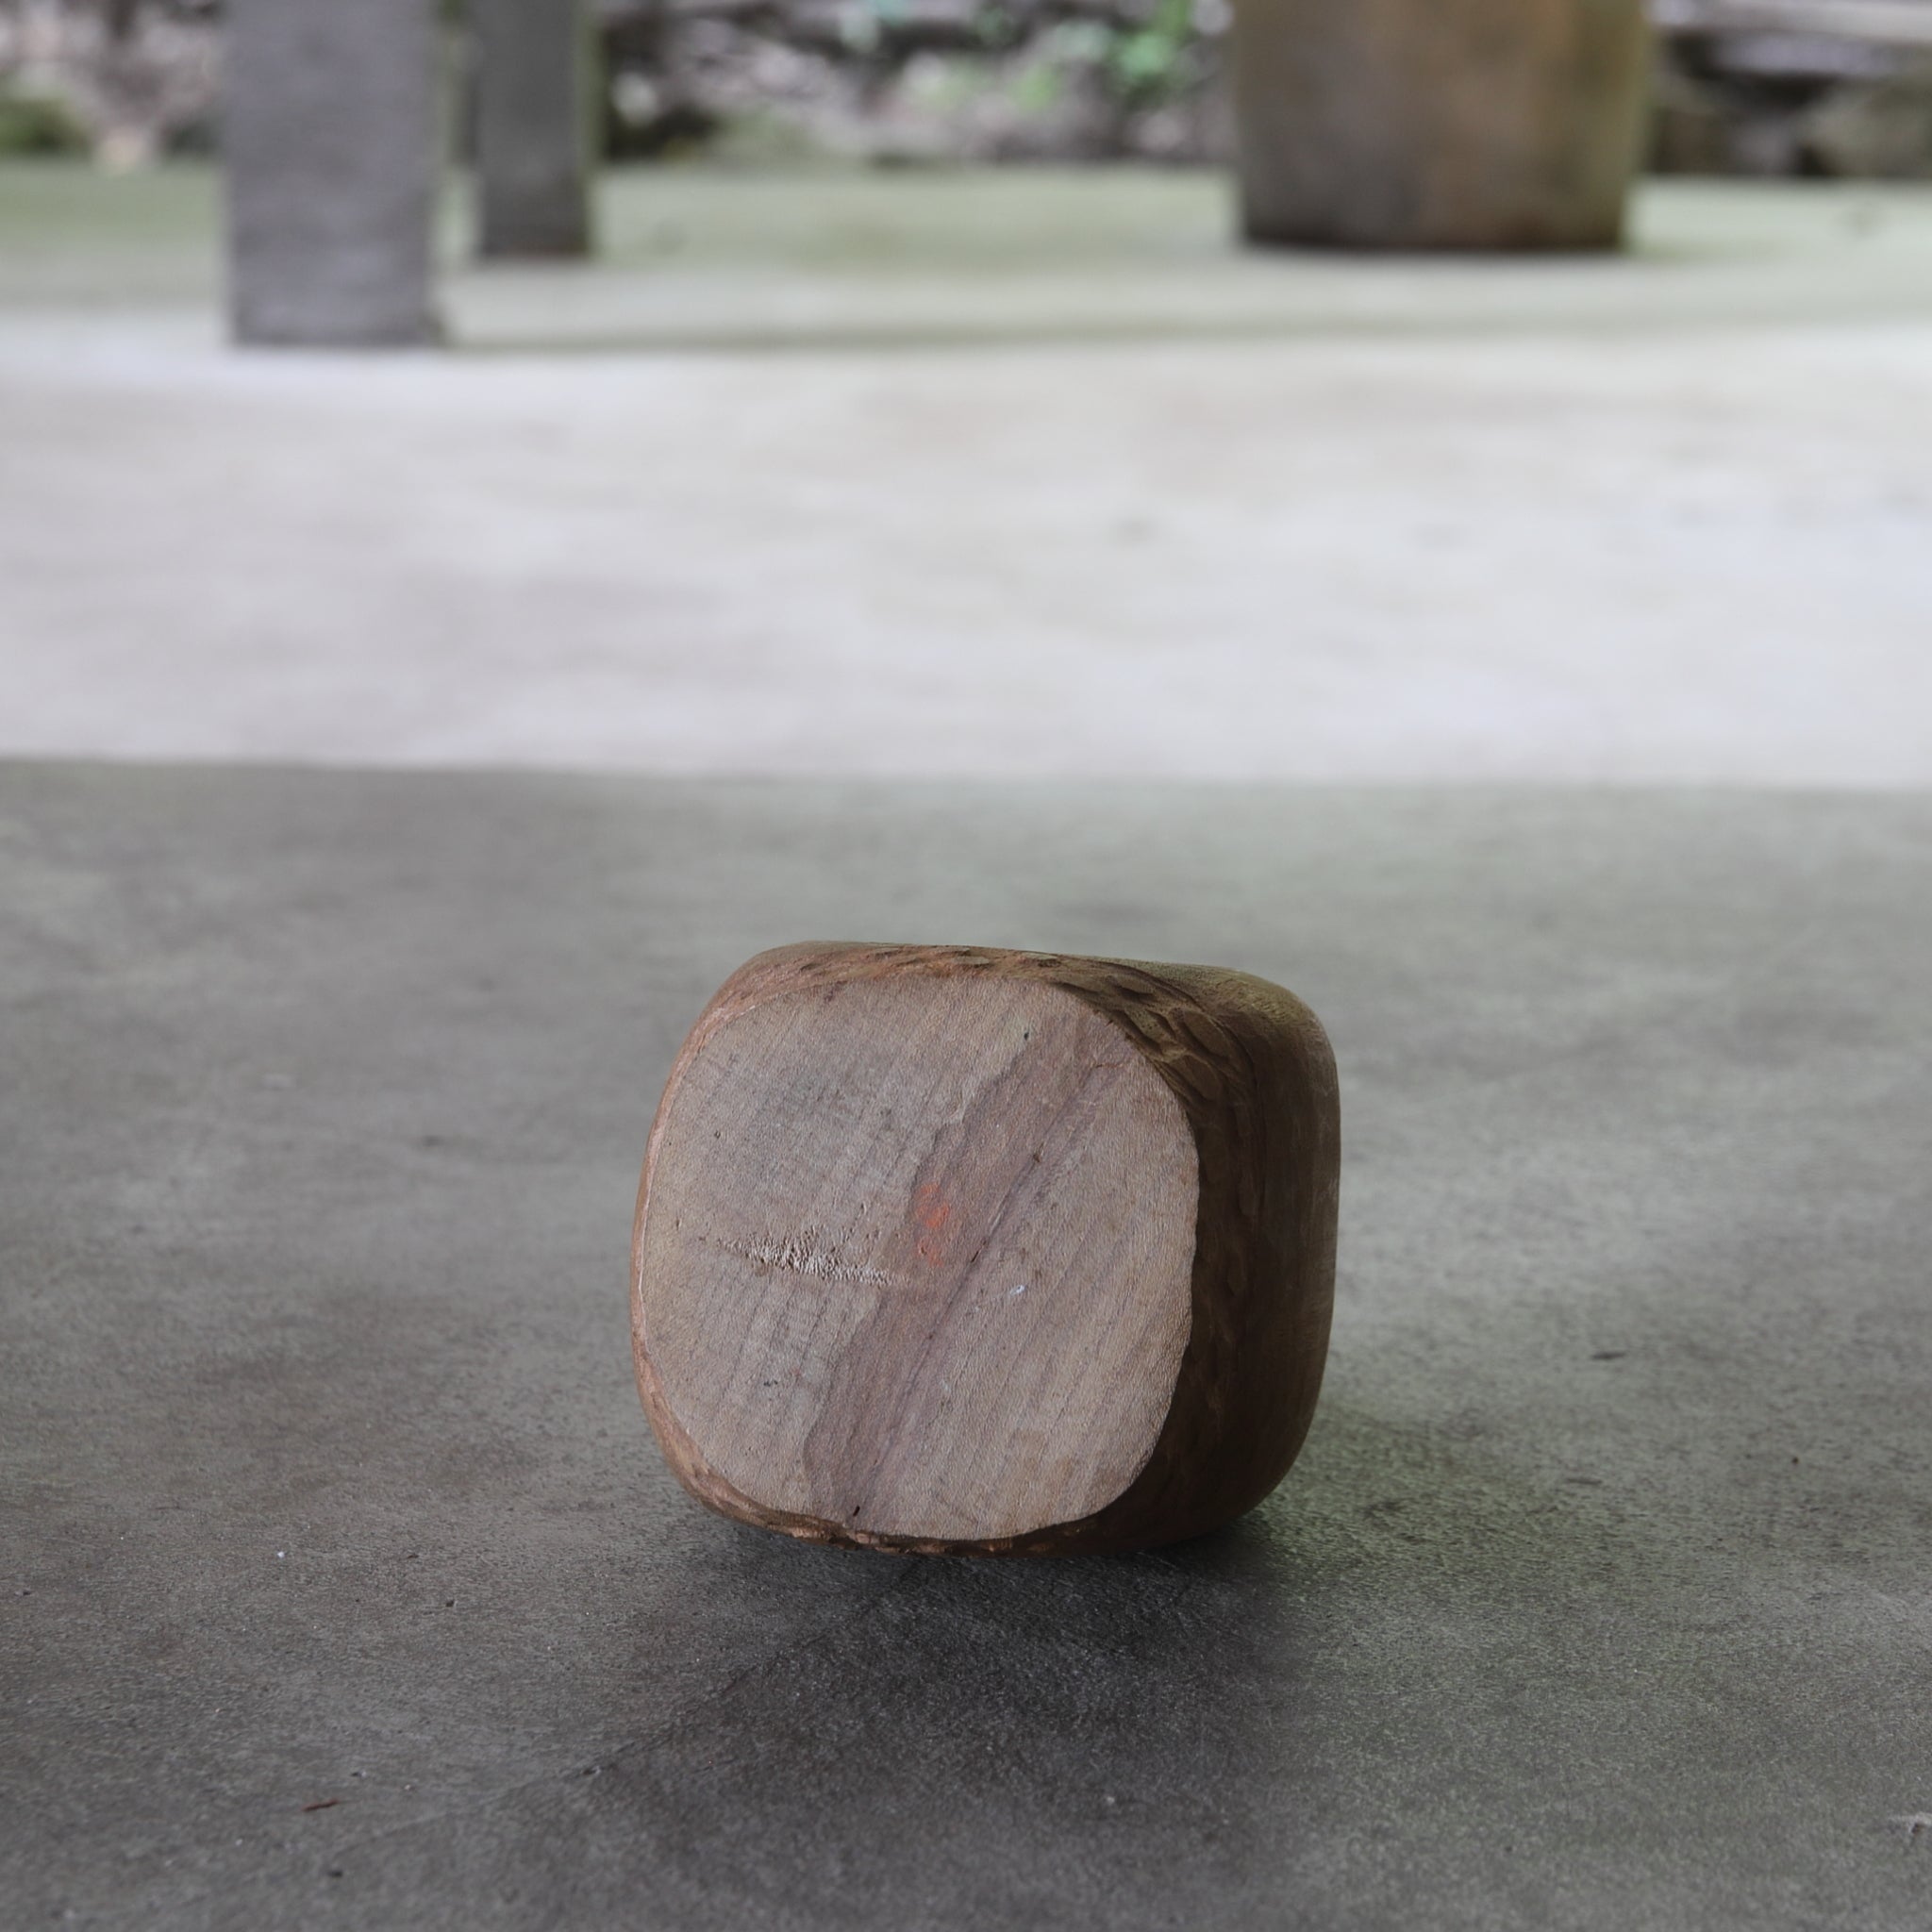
718, 1228, 893, 1291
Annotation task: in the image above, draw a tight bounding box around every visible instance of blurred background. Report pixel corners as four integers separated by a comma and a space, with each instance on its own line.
2, 0, 1928, 782
7, 22, 1932, 1923
8, 0, 1932, 175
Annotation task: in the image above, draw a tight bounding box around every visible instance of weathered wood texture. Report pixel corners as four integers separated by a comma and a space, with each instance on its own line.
473, 0, 594, 258
1232, 0, 1653, 251
632, 944, 1341, 1556
225, 0, 441, 345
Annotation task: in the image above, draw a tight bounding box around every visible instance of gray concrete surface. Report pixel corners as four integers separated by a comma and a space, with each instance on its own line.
473, 0, 593, 259
224, 0, 440, 344
3, 166, 1931, 782
4, 761, 1929, 1928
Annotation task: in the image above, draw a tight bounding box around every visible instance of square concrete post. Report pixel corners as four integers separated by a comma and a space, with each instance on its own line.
1232, 0, 1652, 250
472, 0, 594, 258
224, 0, 441, 345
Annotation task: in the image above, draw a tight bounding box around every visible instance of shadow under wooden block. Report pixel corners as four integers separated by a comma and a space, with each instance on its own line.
632, 943, 1341, 1557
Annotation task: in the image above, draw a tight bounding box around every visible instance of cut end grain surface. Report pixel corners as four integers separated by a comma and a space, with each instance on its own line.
636, 962, 1198, 1543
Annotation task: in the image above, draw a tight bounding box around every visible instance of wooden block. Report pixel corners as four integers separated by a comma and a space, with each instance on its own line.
1232, 0, 1653, 251
630, 944, 1340, 1556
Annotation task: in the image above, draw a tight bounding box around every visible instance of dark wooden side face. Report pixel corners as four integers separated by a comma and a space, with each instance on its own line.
634, 961, 1200, 1545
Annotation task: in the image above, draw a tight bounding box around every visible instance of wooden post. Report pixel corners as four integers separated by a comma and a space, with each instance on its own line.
1232, 0, 1653, 250
224, 0, 441, 345
472, 0, 594, 259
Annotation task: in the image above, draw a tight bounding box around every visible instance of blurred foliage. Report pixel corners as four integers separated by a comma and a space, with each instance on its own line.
1107, 0, 1200, 107
0, 85, 92, 158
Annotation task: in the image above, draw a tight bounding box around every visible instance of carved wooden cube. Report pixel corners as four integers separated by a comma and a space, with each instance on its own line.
630, 943, 1340, 1556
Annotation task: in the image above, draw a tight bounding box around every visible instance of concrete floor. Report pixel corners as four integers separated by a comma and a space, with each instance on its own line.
3, 164, 1931, 782
5, 764, 1930, 1928
6, 163, 1931, 1927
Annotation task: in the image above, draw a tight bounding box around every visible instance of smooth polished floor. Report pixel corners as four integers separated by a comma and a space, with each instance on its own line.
3, 166, 1931, 785
5, 763, 1929, 1929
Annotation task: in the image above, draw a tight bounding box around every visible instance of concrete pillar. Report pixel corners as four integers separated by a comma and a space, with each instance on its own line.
1232, 0, 1652, 251
472, 0, 594, 258
224, 0, 441, 346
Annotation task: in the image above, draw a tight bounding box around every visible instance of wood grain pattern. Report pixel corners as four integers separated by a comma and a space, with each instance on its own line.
632, 944, 1341, 1556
